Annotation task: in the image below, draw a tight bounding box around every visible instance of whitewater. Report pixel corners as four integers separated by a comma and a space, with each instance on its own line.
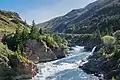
33, 46, 98, 80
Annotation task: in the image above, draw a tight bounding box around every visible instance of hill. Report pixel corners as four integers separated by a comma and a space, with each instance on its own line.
37, 0, 120, 34
0, 10, 28, 34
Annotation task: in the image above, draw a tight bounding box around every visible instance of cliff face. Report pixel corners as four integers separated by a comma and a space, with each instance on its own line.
80, 32, 120, 79
23, 39, 67, 62
0, 10, 36, 79
0, 43, 37, 80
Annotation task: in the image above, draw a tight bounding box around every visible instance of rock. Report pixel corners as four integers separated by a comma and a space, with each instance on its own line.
80, 49, 120, 79
52, 47, 67, 59
0, 56, 38, 80
23, 39, 57, 62
18, 62, 38, 79
8, 55, 20, 68
80, 52, 108, 75
106, 69, 120, 79
69, 47, 74, 50
28, 54, 39, 63
23, 39, 67, 62
81, 59, 101, 74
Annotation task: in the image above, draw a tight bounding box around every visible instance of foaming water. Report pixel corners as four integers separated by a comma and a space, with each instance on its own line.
90, 46, 96, 55
33, 46, 98, 80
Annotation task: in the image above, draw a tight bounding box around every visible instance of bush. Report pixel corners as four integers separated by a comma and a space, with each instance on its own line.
45, 34, 58, 48
53, 34, 68, 48
113, 30, 120, 40
2, 27, 68, 51
102, 35, 116, 45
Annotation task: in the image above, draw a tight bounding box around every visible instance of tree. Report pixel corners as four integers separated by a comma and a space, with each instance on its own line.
32, 20, 35, 27
39, 28, 43, 34
30, 20, 36, 34
21, 27, 29, 40
30, 20, 38, 38
24, 20, 27, 25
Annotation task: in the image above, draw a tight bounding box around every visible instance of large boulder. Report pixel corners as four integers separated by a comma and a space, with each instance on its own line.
17, 62, 38, 79
23, 39, 57, 62
52, 47, 67, 59
0, 55, 38, 80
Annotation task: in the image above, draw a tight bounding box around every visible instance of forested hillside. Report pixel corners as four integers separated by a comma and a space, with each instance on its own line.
38, 0, 120, 35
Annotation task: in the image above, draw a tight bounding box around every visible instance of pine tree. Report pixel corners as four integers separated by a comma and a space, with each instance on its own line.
24, 20, 27, 25
30, 20, 36, 37
39, 28, 43, 34
32, 20, 35, 27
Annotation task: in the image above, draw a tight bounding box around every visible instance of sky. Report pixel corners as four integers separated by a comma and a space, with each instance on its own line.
0, 0, 96, 24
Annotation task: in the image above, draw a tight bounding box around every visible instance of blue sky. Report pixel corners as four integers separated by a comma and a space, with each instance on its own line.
0, 0, 96, 24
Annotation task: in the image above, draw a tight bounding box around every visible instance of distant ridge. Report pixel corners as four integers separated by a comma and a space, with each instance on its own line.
37, 0, 120, 34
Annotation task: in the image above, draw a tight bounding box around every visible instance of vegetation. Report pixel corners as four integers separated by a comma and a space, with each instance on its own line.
0, 42, 32, 79
0, 10, 68, 79
2, 21, 68, 52
0, 10, 29, 34
1, 0, 120, 79
102, 35, 116, 46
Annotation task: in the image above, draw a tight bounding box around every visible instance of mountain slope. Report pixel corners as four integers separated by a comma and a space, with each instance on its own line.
37, 8, 84, 32
0, 10, 28, 33
37, 0, 120, 34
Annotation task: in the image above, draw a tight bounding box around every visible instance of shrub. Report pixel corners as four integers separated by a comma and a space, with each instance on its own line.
2, 26, 68, 52
45, 34, 58, 48
102, 35, 116, 45
113, 30, 120, 40
112, 76, 116, 80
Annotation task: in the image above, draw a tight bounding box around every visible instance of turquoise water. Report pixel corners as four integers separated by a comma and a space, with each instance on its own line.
33, 46, 99, 80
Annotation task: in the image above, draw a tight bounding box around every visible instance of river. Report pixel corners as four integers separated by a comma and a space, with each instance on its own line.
33, 46, 99, 80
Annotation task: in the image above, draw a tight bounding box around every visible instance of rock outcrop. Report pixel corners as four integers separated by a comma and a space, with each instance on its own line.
0, 42, 38, 80
17, 62, 38, 79
23, 39, 67, 62
51, 47, 67, 58
0, 55, 38, 80
80, 51, 120, 79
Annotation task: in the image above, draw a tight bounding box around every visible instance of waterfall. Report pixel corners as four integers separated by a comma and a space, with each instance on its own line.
90, 46, 96, 55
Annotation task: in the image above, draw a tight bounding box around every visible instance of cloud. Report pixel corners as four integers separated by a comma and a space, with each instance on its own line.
21, 0, 96, 24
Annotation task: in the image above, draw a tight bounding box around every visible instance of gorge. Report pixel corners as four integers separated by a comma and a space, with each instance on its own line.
0, 0, 120, 80
33, 46, 100, 80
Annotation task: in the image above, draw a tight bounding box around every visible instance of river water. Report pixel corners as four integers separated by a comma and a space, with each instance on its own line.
33, 46, 99, 80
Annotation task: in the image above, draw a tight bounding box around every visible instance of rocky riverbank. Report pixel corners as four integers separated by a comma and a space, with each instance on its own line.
80, 33, 120, 80
0, 10, 68, 80
80, 51, 120, 80
23, 39, 67, 63
0, 43, 38, 80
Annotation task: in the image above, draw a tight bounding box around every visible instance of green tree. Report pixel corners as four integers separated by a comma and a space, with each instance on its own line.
21, 27, 29, 40
30, 20, 36, 34
24, 20, 27, 25
32, 20, 35, 27
39, 28, 43, 34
